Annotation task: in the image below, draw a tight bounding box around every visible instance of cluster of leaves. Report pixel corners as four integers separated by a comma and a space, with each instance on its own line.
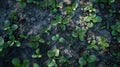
92, 0, 115, 4
12, 58, 39, 67
47, 48, 71, 67
52, 15, 69, 30
87, 37, 109, 50
16, 0, 39, 8
3, 20, 20, 48
72, 26, 86, 41
84, 3, 102, 28
78, 51, 96, 67
111, 22, 120, 42
84, 13, 102, 27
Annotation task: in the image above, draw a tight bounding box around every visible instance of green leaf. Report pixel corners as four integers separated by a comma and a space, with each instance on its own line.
66, 6, 72, 12
59, 37, 65, 43
92, 0, 99, 2
72, 2, 78, 10
19, 2, 26, 8
11, 24, 18, 31
33, 63, 39, 67
84, 16, 91, 22
39, 38, 45, 43
28, 42, 39, 48
72, 32, 78, 38
0, 37, 4, 46
4, 20, 11, 30
88, 55, 96, 63
55, 16, 62, 22
15, 41, 21, 47
27, 0, 33, 3
12, 58, 20, 67
47, 59, 56, 67
53, 48, 59, 57
87, 23, 94, 28
60, 24, 66, 30
79, 57, 87, 65
58, 56, 67, 63
94, 16, 102, 22
47, 48, 59, 57
22, 59, 30, 67
52, 34, 59, 41
62, 19, 69, 24
52, 20, 59, 26
68, 12, 74, 18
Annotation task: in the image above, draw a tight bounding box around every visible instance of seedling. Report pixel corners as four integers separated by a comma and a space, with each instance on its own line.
32, 48, 42, 58
46, 59, 58, 67
12, 58, 30, 67
72, 26, 86, 41
98, 37, 109, 49
52, 34, 65, 43
47, 48, 59, 58
79, 51, 96, 67
84, 14, 102, 28
111, 22, 120, 42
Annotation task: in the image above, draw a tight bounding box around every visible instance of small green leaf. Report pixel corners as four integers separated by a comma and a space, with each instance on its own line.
72, 32, 78, 38
12, 58, 20, 67
33, 63, 39, 67
19, 2, 26, 8
94, 16, 102, 22
53, 48, 59, 57
55, 16, 62, 22
4, 20, 11, 30
11, 24, 18, 31
52, 20, 59, 26
59, 37, 65, 43
15, 41, 21, 47
47, 59, 56, 67
87, 23, 94, 28
88, 55, 96, 63
0, 37, 4, 46
72, 2, 78, 10
62, 19, 69, 24
27, 0, 33, 3
79, 57, 87, 65
68, 12, 74, 18
52, 34, 59, 41
60, 25, 66, 30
